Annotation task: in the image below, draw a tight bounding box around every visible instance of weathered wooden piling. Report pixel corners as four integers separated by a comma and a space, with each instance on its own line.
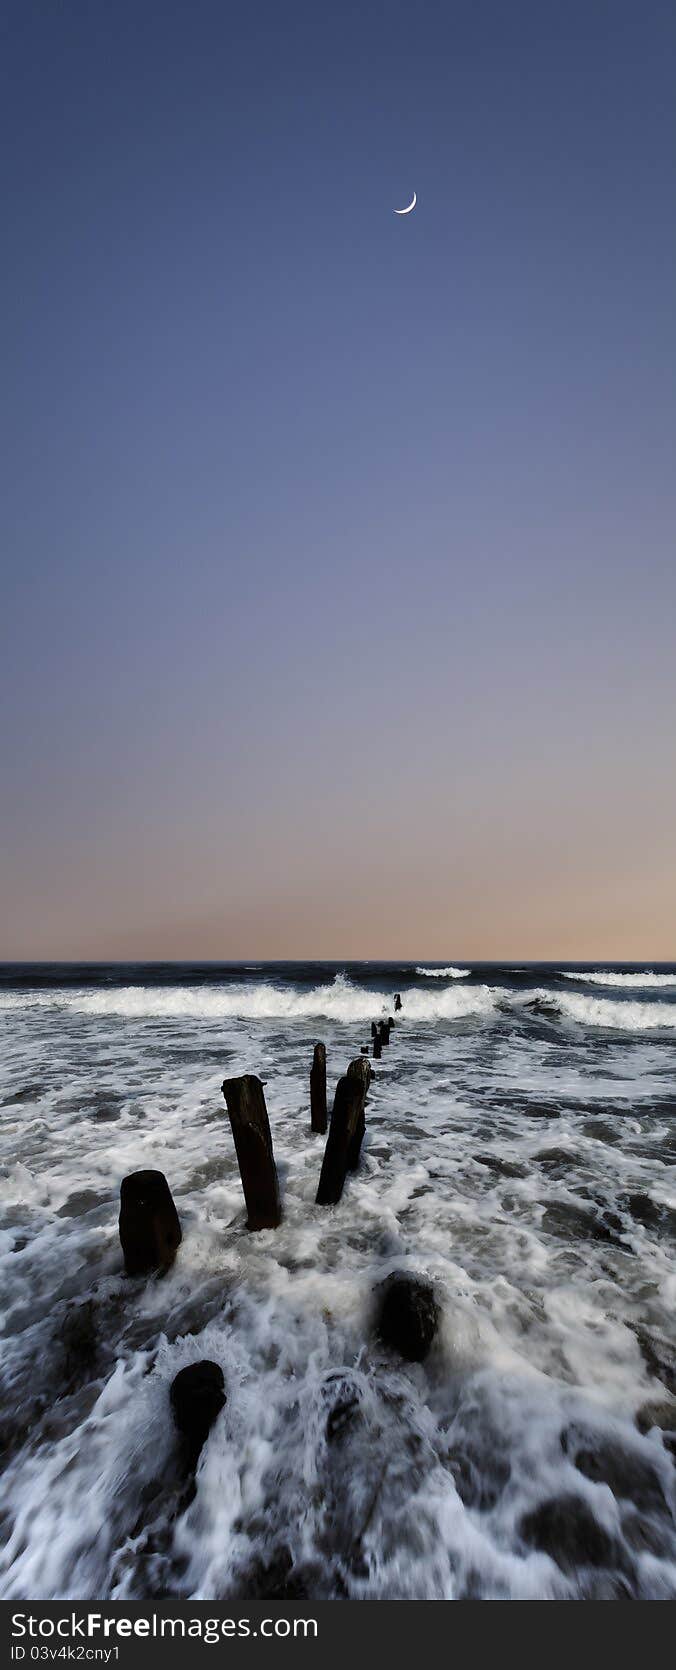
373, 1032, 382, 1059
370, 1022, 379, 1039
221, 1074, 282, 1230
118, 1169, 182, 1276
346, 1056, 371, 1171
316, 1062, 369, 1205
310, 1041, 327, 1134
376, 1273, 439, 1361
394, 993, 402, 1012
378, 1019, 391, 1047
170, 1360, 226, 1465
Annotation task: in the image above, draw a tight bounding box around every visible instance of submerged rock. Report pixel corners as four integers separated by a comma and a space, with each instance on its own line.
633, 1327, 676, 1396
447, 1446, 511, 1510
60, 1300, 98, 1385
533, 1148, 578, 1174
524, 998, 560, 1019
635, 1400, 676, 1457
541, 1199, 625, 1248
474, 1153, 528, 1180
170, 1360, 226, 1462
622, 1191, 661, 1228
322, 1372, 363, 1443
376, 1273, 439, 1362
562, 1427, 667, 1515
519, 1494, 622, 1572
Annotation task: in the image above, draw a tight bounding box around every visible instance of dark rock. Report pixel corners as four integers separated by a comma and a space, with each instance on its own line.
525, 998, 560, 1019
119, 1170, 182, 1276
519, 1494, 620, 1572
622, 1191, 661, 1228
447, 1447, 511, 1510
221, 1075, 282, 1230
633, 1328, 676, 1396
170, 1360, 225, 1463
233, 1547, 308, 1600
541, 1200, 625, 1248
61, 1300, 98, 1384
376, 1272, 439, 1363
310, 1042, 327, 1135
534, 1148, 577, 1174
621, 1511, 668, 1556
323, 1373, 362, 1442
562, 1427, 667, 1514
474, 1153, 528, 1180
521, 1102, 562, 1119
635, 1399, 676, 1456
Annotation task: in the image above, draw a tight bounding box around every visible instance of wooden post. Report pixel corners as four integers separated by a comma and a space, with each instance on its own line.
119, 1170, 182, 1276
316, 1071, 365, 1205
373, 1032, 382, 1059
170, 1361, 226, 1465
378, 1019, 391, 1047
346, 1056, 371, 1171
310, 1042, 327, 1134
394, 993, 402, 1012
221, 1074, 282, 1230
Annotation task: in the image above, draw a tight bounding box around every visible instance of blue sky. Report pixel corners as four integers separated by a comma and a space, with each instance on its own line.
1, 1, 675, 957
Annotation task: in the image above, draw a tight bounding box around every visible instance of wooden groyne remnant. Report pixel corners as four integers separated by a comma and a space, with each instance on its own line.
221, 1073, 282, 1230
118, 1169, 182, 1275
170, 1360, 226, 1466
346, 1056, 372, 1171
376, 1273, 439, 1361
316, 1057, 371, 1205
310, 1041, 327, 1134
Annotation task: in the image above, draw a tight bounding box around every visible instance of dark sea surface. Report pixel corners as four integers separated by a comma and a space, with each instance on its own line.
0, 961, 674, 1599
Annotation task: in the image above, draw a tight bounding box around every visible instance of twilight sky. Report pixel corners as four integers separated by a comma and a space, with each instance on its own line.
1, 0, 675, 961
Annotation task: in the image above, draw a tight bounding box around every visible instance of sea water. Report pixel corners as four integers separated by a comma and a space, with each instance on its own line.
0, 961, 674, 1599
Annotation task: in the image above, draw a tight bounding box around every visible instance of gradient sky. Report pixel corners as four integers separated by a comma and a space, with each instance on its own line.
1, 0, 675, 960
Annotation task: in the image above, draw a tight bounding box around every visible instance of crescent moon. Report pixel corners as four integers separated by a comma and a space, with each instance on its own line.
394, 192, 417, 215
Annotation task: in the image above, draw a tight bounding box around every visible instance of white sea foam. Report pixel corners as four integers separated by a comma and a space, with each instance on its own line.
560, 969, 676, 989
1, 967, 676, 1599
523, 987, 676, 1031
0, 974, 495, 1025
416, 965, 470, 979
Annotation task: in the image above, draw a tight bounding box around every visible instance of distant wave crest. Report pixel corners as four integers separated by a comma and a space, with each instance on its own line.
415, 965, 469, 979
524, 988, 676, 1031
560, 969, 676, 989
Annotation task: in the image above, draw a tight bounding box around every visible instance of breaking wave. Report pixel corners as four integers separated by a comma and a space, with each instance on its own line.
560, 969, 676, 989
415, 966, 470, 979
524, 988, 676, 1031
0, 974, 496, 1025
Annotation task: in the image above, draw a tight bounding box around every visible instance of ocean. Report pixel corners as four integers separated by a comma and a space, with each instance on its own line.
0, 960, 674, 1600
